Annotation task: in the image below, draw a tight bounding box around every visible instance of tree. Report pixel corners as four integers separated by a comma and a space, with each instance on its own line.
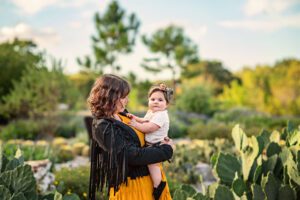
77, 0, 140, 73
142, 25, 199, 92
176, 85, 214, 115
0, 39, 44, 100
181, 60, 238, 94
0, 64, 78, 119
219, 58, 300, 115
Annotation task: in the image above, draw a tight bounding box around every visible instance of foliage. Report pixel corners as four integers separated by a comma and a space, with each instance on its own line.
176, 85, 215, 115
1, 138, 89, 163
0, 146, 79, 200
54, 165, 108, 200
127, 80, 152, 111
0, 65, 79, 119
0, 119, 40, 140
0, 39, 43, 100
168, 113, 189, 138
68, 70, 101, 107
0, 112, 84, 141
77, 0, 140, 73
201, 123, 300, 199
142, 25, 199, 90
181, 60, 238, 95
220, 58, 300, 115
212, 107, 300, 136
173, 184, 209, 200
54, 112, 85, 138
3, 141, 50, 161
165, 138, 234, 196
188, 120, 233, 140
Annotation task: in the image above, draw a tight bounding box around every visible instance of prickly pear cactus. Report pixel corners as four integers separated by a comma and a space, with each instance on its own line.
209, 122, 300, 200
173, 184, 209, 200
0, 145, 80, 200
190, 122, 299, 199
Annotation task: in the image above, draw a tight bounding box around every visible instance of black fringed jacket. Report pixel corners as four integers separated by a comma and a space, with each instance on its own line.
89, 115, 173, 200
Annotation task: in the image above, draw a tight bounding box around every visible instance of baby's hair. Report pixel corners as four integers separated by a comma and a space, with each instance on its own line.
148, 83, 173, 104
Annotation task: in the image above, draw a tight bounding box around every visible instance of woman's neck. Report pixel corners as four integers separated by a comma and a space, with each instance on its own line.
112, 113, 121, 121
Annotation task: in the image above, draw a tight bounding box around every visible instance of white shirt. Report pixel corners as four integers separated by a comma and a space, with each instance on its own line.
144, 110, 169, 144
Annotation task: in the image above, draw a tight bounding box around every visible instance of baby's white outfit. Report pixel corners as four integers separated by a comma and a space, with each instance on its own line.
144, 110, 169, 144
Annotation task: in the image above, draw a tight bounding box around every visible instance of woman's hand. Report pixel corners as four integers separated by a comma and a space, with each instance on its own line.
160, 137, 174, 149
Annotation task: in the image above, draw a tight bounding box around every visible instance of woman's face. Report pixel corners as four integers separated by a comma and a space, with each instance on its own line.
115, 95, 129, 113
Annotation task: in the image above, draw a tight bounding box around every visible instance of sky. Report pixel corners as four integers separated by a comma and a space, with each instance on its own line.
1, 0, 300, 80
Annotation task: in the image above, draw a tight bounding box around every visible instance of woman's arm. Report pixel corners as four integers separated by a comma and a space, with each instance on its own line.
127, 143, 173, 166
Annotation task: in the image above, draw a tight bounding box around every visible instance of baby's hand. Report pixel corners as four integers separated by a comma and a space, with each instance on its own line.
129, 119, 138, 127
126, 113, 134, 119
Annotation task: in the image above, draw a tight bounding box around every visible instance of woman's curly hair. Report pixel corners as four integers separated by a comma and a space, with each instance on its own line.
87, 74, 130, 118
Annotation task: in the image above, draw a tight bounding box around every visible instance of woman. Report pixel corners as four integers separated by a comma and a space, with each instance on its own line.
88, 74, 173, 200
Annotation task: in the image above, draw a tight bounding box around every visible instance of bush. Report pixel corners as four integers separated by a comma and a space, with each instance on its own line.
213, 107, 300, 134
3, 142, 50, 161
2, 139, 77, 163
169, 113, 189, 138
0, 112, 85, 141
176, 85, 215, 115
54, 166, 108, 200
0, 119, 40, 140
54, 112, 85, 138
188, 120, 233, 140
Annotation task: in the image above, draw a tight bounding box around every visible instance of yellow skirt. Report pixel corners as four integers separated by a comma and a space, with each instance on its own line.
109, 165, 172, 200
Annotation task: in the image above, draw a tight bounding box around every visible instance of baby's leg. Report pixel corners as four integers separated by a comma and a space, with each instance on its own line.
148, 163, 162, 187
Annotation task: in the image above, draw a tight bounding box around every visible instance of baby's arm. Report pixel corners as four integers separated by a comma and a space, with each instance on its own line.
127, 113, 149, 123
130, 119, 160, 133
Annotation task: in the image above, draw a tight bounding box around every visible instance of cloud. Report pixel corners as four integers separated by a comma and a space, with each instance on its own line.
11, 0, 110, 15
0, 23, 60, 48
219, 14, 300, 31
142, 20, 207, 45
244, 0, 299, 16
68, 21, 83, 29
11, 0, 58, 15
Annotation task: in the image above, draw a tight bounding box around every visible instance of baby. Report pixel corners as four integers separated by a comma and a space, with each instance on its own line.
129, 83, 173, 197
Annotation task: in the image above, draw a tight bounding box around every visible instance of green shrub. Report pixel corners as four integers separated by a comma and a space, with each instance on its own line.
169, 114, 188, 138
3, 142, 50, 161
0, 119, 40, 140
176, 85, 215, 115
55, 112, 85, 138
54, 166, 108, 200
0, 112, 85, 141
2, 140, 75, 164
213, 107, 300, 134
188, 120, 233, 140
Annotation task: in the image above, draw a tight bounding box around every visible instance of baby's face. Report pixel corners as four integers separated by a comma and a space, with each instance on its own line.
148, 91, 167, 112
